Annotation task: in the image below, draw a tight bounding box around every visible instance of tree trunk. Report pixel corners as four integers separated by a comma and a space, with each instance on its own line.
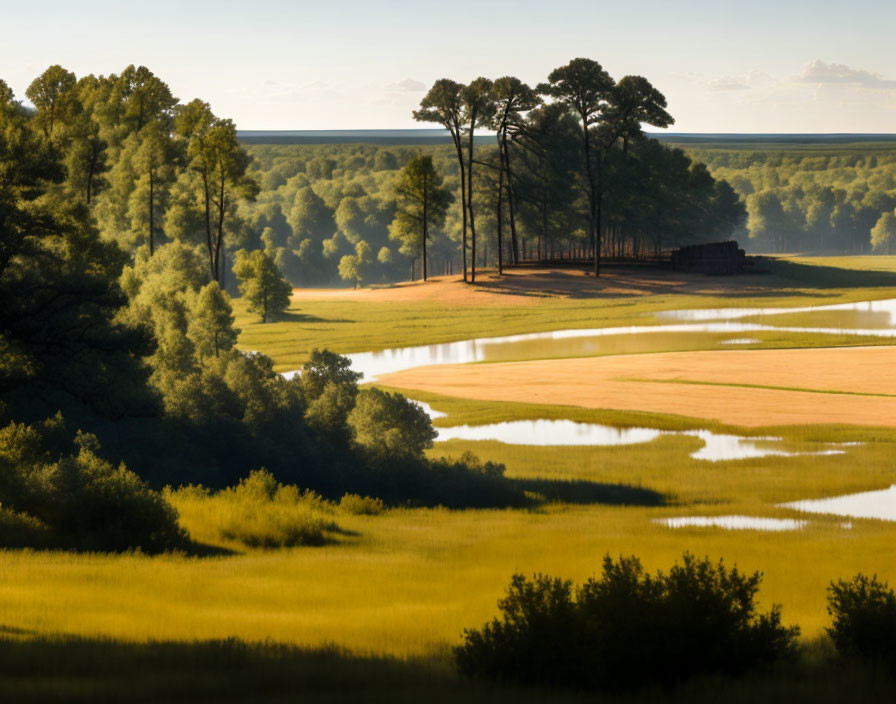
496, 147, 504, 276
422, 170, 428, 281
502, 139, 520, 265
579, 115, 598, 277
467, 122, 477, 284
450, 131, 468, 283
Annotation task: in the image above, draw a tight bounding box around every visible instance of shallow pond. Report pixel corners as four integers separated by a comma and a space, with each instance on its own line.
427, 415, 847, 462
781, 484, 896, 522
283, 298, 896, 382
656, 516, 808, 531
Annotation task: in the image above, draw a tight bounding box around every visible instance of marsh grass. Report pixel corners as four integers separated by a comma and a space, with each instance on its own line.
7, 257, 896, 696
167, 471, 340, 549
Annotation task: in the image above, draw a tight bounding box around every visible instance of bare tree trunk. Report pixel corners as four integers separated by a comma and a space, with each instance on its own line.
450, 132, 468, 282
497, 153, 504, 275
467, 127, 477, 283
422, 170, 428, 281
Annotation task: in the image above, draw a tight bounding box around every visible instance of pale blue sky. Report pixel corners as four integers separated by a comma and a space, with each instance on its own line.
2, 0, 895, 131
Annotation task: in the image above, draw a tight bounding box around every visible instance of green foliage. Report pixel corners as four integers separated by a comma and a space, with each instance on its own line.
167, 469, 335, 548
233, 248, 292, 322
0, 418, 185, 551
338, 240, 372, 288
339, 493, 385, 515
871, 211, 896, 254
348, 388, 437, 460
828, 573, 896, 662
187, 281, 240, 359
389, 154, 452, 276
456, 553, 799, 690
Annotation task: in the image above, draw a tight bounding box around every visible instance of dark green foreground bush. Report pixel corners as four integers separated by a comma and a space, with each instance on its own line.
0, 417, 186, 552
828, 573, 896, 664
456, 553, 799, 691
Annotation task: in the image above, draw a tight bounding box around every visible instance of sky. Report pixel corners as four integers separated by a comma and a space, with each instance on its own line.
2, 0, 895, 133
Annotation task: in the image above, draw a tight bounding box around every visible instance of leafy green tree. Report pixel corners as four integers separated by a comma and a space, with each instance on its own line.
347, 388, 436, 459
871, 211, 896, 254
232, 248, 292, 322
0, 79, 13, 105
604, 76, 673, 155
0, 96, 154, 423
131, 122, 177, 254
539, 58, 614, 275
389, 155, 452, 280
26, 65, 78, 140
338, 240, 372, 288
288, 185, 335, 242
187, 281, 239, 359
177, 100, 259, 283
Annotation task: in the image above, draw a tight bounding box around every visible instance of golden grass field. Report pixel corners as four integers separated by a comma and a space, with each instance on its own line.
379, 346, 896, 428
5, 256, 896, 701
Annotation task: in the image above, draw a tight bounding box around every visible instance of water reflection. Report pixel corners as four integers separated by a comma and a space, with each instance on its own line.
657, 297, 896, 326
781, 484, 896, 522
435, 419, 663, 447
428, 416, 845, 462
282, 298, 896, 381
656, 516, 808, 531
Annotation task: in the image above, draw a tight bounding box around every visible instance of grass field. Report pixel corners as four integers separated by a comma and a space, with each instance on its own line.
6, 255, 896, 700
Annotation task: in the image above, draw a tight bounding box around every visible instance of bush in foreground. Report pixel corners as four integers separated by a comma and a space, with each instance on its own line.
456, 553, 799, 691
828, 573, 896, 663
0, 418, 186, 552
167, 469, 337, 548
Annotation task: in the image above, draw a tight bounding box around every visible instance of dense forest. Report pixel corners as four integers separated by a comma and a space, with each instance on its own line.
675, 144, 896, 254
0, 67, 521, 552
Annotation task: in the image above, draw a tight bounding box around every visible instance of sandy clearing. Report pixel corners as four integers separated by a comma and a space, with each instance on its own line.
289, 265, 790, 306
378, 346, 896, 428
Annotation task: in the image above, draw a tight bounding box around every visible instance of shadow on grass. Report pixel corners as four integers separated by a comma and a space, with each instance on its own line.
479, 258, 896, 300
0, 636, 576, 704
1, 634, 895, 703
273, 311, 355, 324
763, 258, 896, 289
514, 478, 666, 507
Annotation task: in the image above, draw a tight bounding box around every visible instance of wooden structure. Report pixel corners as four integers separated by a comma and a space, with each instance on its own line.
671, 241, 746, 275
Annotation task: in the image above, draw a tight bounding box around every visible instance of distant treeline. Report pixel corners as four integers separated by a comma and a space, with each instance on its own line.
667, 145, 896, 254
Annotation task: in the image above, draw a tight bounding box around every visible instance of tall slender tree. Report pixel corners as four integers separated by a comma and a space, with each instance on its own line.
461, 77, 494, 283
539, 59, 614, 275
389, 154, 452, 281
491, 77, 540, 269
414, 80, 468, 281
176, 100, 258, 283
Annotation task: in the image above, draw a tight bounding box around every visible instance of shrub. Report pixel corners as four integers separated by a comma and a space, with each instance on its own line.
339, 493, 385, 515
167, 470, 336, 549
456, 553, 799, 691
0, 420, 186, 552
828, 573, 896, 662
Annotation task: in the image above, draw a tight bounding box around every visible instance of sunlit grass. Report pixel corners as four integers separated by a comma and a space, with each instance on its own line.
6, 257, 896, 689
2, 397, 895, 656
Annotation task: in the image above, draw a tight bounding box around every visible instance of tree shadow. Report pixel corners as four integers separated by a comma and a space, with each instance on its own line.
273, 311, 354, 324
514, 478, 666, 507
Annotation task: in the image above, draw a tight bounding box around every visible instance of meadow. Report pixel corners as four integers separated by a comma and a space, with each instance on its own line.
3, 255, 896, 700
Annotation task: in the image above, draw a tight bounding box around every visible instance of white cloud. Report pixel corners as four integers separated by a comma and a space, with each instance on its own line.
385, 78, 426, 92
708, 77, 751, 91
797, 60, 896, 89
